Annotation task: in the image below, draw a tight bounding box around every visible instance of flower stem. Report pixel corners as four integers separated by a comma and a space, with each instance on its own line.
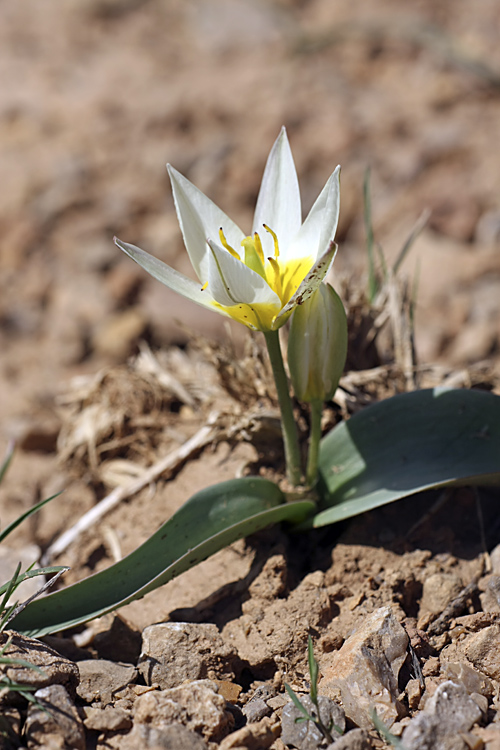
306, 399, 322, 488
263, 330, 302, 486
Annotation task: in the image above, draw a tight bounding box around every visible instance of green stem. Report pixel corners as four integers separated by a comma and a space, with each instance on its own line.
306, 399, 322, 487
263, 330, 302, 486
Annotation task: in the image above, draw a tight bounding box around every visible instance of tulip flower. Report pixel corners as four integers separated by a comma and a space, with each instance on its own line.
114, 128, 342, 487
115, 127, 340, 333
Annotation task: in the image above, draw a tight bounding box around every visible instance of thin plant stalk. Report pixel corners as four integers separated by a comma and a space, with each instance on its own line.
263, 330, 302, 486
306, 399, 322, 487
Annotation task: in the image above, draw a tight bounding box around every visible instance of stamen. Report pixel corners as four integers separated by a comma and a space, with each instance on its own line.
253, 232, 265, 265
263, 224, 280, 259
268, 257, 283, 302
219, 227, 240, 260
201, 281, 208, 291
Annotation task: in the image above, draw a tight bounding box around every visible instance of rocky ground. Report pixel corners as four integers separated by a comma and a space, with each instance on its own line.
1, 0, 500, 747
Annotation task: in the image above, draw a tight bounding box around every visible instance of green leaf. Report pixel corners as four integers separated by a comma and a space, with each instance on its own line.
10, 478, 314, 636
284, 683, 314, 722
308, 635, 319, 704
308, 388, 500, 528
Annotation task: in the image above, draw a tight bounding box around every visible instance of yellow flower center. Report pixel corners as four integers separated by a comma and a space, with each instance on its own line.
212, 226, 312, 331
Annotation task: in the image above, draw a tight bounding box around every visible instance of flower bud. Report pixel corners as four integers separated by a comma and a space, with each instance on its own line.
287, 283, 347, 403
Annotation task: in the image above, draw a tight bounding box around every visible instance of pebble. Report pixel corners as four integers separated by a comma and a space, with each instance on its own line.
137, 622, 237, 689
76, 659, 137, 705
81, 705, 132, 732
319, 606, 408, 728
133, 679, 234, 744
218, 716, 279, 750
243, 697, 272, 723
464, 624, 500, 680
281, 695, 345, 750
420, 572, 463, 616
112, 722, 209, 750
402, 681, 482, 750
0, 631, 79, 697
25, 684, 85, 750
326, 728, 372, 749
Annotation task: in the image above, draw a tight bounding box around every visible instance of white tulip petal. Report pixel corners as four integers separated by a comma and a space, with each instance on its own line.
168, 165, 245, 281
207, 240, 281, 308
288, 166, 340, 262
114, 238, 232, 316
252, 127, 301, 257
274, 241, 338, 327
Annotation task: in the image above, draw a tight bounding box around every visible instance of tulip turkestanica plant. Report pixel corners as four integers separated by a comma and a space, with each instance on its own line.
9, 129, 500, 638
115, 128, 345, 487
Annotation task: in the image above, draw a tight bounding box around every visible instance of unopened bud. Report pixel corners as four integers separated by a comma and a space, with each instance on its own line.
288, 283, 347, 403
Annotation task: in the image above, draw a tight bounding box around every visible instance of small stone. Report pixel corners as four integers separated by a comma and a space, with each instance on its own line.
319, 606, 408, 728
420, 573, 463, 616
137, 622, 236, 689
0, 631, 79, 698
110, 722, 209, 750
133, 680, 234, 743
402, 681, 482, 750
464, 625, 500, 681
474, 726, 500, 750
81, 705, 132, 731
406, 679, 423, 710
25, 684, 85, 750
215, 680, 242, 704
76, 659, 137, 705
281, 695, 345, 750
442, 662, 493, 698
218, 716, 279, 750
326, 728, 372, 749
243, 697, 272, 723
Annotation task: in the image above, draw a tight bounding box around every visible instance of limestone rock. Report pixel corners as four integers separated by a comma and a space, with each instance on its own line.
0, 631, 79, 697
327, 729, 372, 749
81, 704, 132, 731
419, 573, 463, 616
319, 606, 408, 728
76, 659, 137, 705
402, 681, 482, 750
104, 722, 209, 750
464, 625, 500, 681
281, 695, 345, 750
25, 684, 85, 750
138, 622, 237, 689
218, 717, 279, 750
133, 679, 234, 743
442, 661, 493, 698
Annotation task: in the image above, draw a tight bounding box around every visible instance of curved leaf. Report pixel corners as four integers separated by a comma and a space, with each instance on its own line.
11, 477, 314, 636
309, 388, 500, 528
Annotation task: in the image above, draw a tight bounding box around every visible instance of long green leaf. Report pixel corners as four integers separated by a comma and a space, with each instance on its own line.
309, 388, 500, 528
11, 478, 314, 636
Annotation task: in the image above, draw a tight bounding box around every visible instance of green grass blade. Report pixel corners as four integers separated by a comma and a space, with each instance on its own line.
306, 388, 500, 528
0, 441, 14, 485
0, 567, 66, 598
10, 478, 314, 636
0, 493, 62, 544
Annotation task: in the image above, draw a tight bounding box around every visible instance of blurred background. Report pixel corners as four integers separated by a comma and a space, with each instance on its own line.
1, 0, 500, 430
